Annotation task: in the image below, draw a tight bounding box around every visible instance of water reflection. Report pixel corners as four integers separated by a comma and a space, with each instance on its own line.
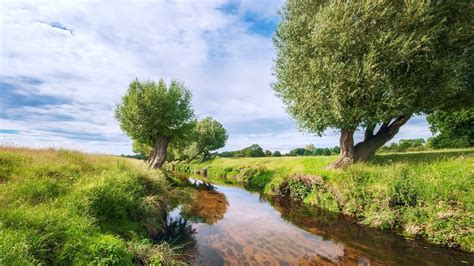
271, 197, 474, 265
180, 179, 229, 224
159, 217, 196, 247
170, 174, 473, 265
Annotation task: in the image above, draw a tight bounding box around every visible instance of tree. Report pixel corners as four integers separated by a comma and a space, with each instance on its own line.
331, 146, 341, 155
398, 139, 425, 151
427, 109, 474, 149
195, 117, 228, 159
274, 0, 473, 168
289, 148, 306, 156
235, 144, 265, 157
219, 151, 234, 158
379, 138, 427, 152
305, 144, 316, 153
265, 150, 273, 157
115, 79, 195, 168
273, 151, 282, 157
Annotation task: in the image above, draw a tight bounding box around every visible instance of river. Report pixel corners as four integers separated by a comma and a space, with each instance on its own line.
169, 176, 473, 265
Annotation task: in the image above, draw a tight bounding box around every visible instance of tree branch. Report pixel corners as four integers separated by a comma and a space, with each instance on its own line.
387, 114, 413, 134
364, 124, 375, 141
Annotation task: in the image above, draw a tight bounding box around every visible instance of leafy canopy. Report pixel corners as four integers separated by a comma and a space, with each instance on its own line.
273, 0, 473, 134
115, 79, 195, 146
195, 117, 228, 154
427, 108, 474, 148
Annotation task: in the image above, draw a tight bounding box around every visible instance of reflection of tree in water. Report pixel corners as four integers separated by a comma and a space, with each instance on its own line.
153, 216, 197, 262
159, 217, 196, 246
181, 182, 229, 224
270, 197, 474, 266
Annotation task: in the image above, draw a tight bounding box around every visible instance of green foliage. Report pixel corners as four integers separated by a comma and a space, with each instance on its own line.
388, 172, 418, 207
115, 79, 195, 147
164, 117, 228, 161
0, 147, 186, 264
132, 140, 152, 158
427, 108, 474, 149
194, 117, 228, 156
239, 144, 265, 157
288, 148, 306, 156
81, 234, 133, 265
379, 138, 427, 153
272, 151, 282, 157
219, 144, 266, 158
218, 151, 234, 158
288, 146, 339, 156
274, 0, 473, 133
128, 239, 187, 266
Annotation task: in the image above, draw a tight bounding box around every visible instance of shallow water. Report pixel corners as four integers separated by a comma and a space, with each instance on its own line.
170, 176, 473, 265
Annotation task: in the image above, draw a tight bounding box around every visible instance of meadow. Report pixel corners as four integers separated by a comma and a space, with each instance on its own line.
167, 148, 474, 252
0, 147, 190, 265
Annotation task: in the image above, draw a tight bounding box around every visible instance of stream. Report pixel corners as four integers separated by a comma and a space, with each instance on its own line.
169, 175, 473, 265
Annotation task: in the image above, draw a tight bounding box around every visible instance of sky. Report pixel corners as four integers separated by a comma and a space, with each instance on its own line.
0, 0, 432, 155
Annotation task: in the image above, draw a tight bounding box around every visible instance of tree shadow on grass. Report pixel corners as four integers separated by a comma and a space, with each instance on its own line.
369, 149, 474, 165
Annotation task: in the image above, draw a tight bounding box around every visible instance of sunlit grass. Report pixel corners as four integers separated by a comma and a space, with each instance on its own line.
0, 146, 187, 265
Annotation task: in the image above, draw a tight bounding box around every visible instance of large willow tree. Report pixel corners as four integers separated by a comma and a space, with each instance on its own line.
115, 79, 195, 168
273, 0, 473, 168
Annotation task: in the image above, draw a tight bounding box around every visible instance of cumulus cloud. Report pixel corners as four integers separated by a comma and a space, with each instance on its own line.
0, 0, 432, 154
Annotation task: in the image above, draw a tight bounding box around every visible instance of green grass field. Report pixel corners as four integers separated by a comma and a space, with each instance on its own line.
0, 147, 188, 265
168, 148, 474, 252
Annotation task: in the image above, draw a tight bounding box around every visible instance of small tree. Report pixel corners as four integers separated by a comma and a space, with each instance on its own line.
115, 79, 195, 168
195, 117, 228, 159
274, 0, 473, 168
273, 151, 282, 157
289, 148, 306, 156
235, 144, 265, 157
264, 150, 273, 157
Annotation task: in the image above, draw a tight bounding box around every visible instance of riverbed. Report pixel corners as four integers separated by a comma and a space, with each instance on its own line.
170, 176, 473, 265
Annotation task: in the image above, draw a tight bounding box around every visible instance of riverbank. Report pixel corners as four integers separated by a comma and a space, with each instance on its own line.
166, 148, 474, 252
0, 147, 189, 265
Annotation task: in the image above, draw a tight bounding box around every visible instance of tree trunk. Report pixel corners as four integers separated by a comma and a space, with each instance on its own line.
326, 129, 355, 169
354, 114, 412, 162
148, 136, 169, 169
327, 114, 412, 169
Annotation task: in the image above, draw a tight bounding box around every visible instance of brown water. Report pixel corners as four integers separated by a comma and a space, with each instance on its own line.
170, 177, 474, 265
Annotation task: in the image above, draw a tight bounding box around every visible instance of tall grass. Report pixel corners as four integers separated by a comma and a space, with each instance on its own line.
167, 148, 474, 252
0, 147, 188, 265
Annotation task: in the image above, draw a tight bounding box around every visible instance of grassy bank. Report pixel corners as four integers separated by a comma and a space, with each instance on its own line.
0, 147, 190, 265
166, 149, 474, 252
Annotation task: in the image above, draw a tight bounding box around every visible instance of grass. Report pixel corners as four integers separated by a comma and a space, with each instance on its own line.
0, 147, 189, 265
166, 148, 474, 252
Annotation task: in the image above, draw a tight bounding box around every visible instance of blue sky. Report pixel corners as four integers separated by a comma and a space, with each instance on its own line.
0, 0, 432, 154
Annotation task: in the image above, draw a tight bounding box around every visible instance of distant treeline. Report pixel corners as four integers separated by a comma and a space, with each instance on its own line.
124, 135, 472, 160
215, 137, 471, 158
217, 144, 341, 158
120, 154, 147, 160
379, 138, 427, 153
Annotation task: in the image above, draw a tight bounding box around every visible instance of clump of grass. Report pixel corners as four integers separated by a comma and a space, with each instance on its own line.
0, 147, 188, 265
168, 148, 474, 251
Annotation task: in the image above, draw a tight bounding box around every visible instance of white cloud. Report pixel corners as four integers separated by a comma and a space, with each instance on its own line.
0, 0, 433, 154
